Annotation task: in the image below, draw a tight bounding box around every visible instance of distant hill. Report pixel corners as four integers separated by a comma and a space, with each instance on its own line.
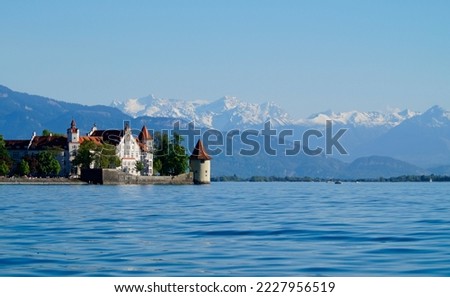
345, 156, 428, 179
0, 85, 189, 139
207, 134, 428, 179
429, 165, 450, 176
352, 105, 450, 168
0, 85, 130, 138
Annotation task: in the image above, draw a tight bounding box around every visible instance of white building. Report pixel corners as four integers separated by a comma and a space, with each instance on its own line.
6, 119, 153, 177
84, 120, 154, 176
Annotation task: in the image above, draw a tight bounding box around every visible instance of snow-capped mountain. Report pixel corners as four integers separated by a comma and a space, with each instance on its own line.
111, 95, 203, 120
112, 94, 422, 130
297, 109, 419, 127
405, 105, 450, 128
352, 105, 450, 168
112, 95, 293, 130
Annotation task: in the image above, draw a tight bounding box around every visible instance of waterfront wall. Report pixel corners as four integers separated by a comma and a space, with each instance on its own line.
81, 169, 193, 185
0, 176, 85, 185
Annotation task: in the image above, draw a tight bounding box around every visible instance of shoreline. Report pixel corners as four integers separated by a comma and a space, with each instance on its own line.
0, 177, 87, 185
0, 172, 196, 185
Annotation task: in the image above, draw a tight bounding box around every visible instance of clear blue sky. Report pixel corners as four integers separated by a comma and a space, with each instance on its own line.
1, 0, 449, 117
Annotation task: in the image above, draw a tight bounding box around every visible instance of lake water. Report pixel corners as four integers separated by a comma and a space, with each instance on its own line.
0, 182, 449, 276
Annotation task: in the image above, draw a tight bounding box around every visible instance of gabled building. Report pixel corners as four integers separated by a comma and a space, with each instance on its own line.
84, 120, 153, 176
5, 133, 70, 175
5, 120, 153, 177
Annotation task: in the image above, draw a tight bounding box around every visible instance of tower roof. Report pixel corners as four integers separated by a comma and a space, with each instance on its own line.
190, 140, 211, 160
68, 118, 78, 133
138, 125, 152, 142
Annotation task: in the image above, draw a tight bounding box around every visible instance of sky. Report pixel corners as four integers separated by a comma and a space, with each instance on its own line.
1, 0, 449, 118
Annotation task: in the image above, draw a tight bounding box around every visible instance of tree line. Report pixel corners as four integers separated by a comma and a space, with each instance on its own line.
212, 175, 450, 182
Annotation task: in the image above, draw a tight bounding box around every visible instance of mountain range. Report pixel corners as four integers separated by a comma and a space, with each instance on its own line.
112, 94, 419, 130
112, 95, 292, 130
1, 84, 450, 178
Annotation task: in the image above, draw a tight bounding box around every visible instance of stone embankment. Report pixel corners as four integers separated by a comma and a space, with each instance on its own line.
0, 170, 194, 185
0, 176, 86, 185
82, 169, 194, 185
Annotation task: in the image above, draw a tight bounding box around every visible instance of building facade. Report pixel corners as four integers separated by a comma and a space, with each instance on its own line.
5, 120, 153, 177
5, 133, 71, 176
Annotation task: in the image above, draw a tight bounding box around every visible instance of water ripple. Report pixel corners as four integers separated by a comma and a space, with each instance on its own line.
1, 183, 450, 276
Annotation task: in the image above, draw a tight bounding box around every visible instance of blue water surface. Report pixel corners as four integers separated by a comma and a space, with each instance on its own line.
0, 182, 449, 276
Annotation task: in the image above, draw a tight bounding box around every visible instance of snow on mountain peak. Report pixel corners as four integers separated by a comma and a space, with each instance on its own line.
111, 95, 294, 129
112, 94, 446, 130
298, 108, 419, 127
424, 105, 446, 116
220, 96, 240, 110
415, 105, 450, 127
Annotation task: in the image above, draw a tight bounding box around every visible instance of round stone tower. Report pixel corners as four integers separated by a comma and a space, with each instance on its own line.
190, 139, 211, 184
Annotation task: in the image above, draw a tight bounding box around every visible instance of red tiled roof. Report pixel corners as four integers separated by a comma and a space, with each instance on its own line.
190, 140, 211, 160
89, 129, 123, 145
84, 129, 148, 151
79, 136, 103, 146
139, 125, 152, 141
6, 136, 69, 150
29, 136, 68, 150
5, 122, 152, 153
5, 140, 30, 150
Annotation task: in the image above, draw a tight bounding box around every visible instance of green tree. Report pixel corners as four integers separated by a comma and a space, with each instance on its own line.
42, 129, 51, 136
0, 135, 12, 176
37, 151, 61, 176
72, 141, 98, 169
153, 132, 168, 175
153, 158, 162, 175
0, 161, 9, 176
42, 129, 64, 137
97, 143, 121, 169
23, 155, 39, 176
135, 161, 144, 175
0, 135, 8, 158
18, 159, 30, 176
153, 132, 189, 176
72, 141, 121, 170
